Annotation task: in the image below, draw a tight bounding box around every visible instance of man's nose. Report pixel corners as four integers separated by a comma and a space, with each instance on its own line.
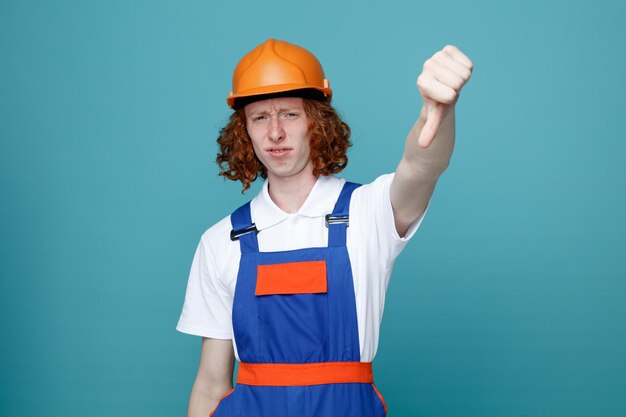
268, 116, 284, 142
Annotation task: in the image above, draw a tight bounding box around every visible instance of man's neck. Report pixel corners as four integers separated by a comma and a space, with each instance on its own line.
267, 172, 319, 214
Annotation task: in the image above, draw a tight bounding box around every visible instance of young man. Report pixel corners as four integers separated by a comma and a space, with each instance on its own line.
177, 38, 472, 417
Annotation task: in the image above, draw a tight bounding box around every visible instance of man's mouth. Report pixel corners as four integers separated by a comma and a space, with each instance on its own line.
267, 148, 291, 156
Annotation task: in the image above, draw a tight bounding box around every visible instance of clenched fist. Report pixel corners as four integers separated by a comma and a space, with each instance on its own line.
416, 45, 473, 148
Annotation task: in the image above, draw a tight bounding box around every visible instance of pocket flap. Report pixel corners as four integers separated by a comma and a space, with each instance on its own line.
256, 260, 327, 295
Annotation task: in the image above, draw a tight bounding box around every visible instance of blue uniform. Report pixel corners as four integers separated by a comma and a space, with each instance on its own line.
210, 182, 388, 417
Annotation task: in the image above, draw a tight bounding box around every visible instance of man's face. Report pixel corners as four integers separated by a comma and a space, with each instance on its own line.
244, 97, 313, 183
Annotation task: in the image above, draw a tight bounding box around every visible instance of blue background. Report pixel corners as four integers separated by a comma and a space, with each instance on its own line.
2, 1, 625, 416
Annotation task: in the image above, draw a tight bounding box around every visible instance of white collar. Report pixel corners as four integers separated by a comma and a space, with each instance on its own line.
250, 175, 346, 230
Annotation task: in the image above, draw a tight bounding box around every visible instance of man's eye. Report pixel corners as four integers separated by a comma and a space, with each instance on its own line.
284, 112, 299, 118
253, 115, 267, 122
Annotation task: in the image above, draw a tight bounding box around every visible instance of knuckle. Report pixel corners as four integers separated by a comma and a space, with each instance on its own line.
433, 51, 446, 61
443, 91, 457, 104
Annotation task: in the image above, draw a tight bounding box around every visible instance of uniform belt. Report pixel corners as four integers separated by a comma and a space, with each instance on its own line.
236, 361, 374, 386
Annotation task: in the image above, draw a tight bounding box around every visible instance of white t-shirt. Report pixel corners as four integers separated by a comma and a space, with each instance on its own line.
176, 173, 428, 362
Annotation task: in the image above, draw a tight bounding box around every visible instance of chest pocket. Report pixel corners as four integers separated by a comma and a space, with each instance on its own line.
256, 260, 327, 295
255, 260, 329, 363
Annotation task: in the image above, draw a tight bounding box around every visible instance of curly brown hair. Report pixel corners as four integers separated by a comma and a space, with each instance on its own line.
216, 98, 351, 192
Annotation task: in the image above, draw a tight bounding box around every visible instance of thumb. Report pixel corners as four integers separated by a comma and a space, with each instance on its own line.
418, 103, 444, 148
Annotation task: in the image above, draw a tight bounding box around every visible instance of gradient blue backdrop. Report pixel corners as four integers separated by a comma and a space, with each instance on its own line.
2, 1, 625, 416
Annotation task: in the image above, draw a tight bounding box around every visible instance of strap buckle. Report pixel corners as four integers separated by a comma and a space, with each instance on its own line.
230, 224, 259, 241
325, 214, 349, 227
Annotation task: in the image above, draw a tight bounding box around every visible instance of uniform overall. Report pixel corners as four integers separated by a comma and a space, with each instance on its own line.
210, 182, 388, 417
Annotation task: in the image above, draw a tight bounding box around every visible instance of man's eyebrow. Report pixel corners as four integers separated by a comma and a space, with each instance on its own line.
276, 107, 303, 113
248, 107, 303, 116
246, 109, 270, 117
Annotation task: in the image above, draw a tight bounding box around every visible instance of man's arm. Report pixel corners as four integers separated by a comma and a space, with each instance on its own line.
391, 45, 473, 237
187, 338, 235, 417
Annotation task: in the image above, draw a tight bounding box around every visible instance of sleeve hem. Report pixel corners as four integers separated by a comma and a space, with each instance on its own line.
176, 322, 233, 340
394, 200, 429, 242
382, 173, 430, 243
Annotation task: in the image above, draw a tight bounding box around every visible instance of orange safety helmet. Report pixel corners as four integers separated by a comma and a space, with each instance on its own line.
227, 38, 332, 109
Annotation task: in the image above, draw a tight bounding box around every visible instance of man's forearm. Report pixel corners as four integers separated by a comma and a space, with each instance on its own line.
390, 105, 457, 237
188, 382, 233, 417
402, 105, 456, 177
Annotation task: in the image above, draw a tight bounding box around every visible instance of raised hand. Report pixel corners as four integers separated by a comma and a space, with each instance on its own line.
416, 45, 473, 148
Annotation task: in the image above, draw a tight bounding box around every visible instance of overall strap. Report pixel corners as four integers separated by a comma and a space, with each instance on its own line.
230, 202, 259, 253
327, 181, 362, 247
